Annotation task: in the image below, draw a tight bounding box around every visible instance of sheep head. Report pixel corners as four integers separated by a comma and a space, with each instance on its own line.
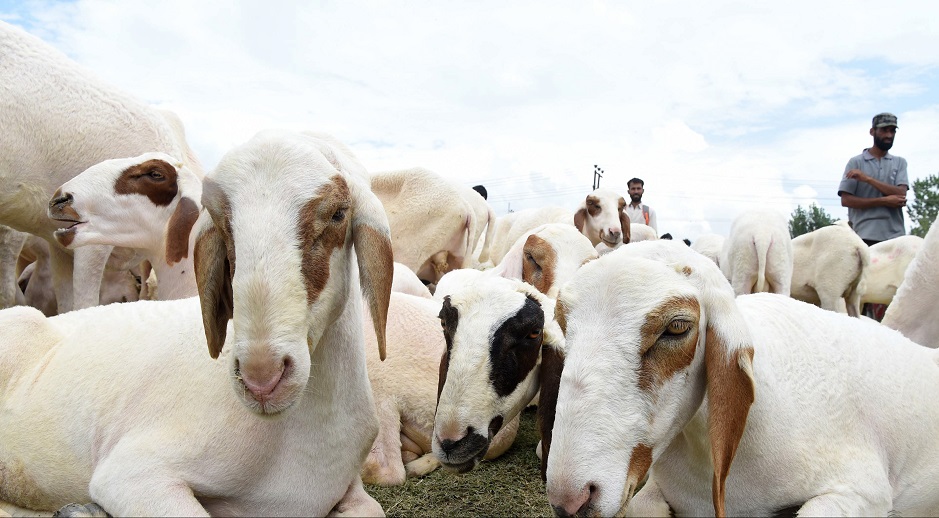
193, 130, 392, 416
48, 152, 203, 266
573, 188, 631, 248
432, 276, 563, 473
545, 240, 754, 518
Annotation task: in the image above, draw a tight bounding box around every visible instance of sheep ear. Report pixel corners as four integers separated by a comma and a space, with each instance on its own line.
537, 339, 564, 482
164, 197, 200, 265
352, 189, 393, 361
573, 208, 586, 233
698, 269, 755, 518
193, 217, 233, 359
618, 199, 631, 244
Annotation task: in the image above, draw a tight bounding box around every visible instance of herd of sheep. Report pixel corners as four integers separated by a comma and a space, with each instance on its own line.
2, 20, 938, 518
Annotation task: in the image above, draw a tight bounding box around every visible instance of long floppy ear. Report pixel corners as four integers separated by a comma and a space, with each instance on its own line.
573, 208, 586, 233
352, 186, 394, 361
165, 197, 200, 265
164, 163, 204, 266
690, 257, 755, 518
193, 214, 234, 359
538, 303, 567, 481
618, 198, 631, 244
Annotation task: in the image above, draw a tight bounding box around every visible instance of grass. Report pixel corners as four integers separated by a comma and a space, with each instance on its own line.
365, 407, 554, 517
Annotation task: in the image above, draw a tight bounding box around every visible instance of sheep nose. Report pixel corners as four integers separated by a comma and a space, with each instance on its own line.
49, 190, 73, 210
550, 483, 597, 517
237, 356, 289, 400
438, 427, 474, 456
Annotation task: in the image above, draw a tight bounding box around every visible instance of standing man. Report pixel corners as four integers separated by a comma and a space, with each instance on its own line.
838, 112, 909, 246
625, 177, 657, 233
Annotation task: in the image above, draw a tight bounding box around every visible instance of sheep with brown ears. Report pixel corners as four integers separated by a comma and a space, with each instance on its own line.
544, 240, 939, 517
0, 130, 392, 516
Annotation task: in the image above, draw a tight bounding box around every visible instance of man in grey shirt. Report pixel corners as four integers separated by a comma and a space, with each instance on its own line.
838, 112, 909, 246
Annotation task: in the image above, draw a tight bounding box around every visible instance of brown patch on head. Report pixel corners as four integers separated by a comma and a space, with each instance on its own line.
704, 331, 755, 518
681, 266, 693, 276
297, 175, 351, 305
522, 234, 557, 295
437, 296, 459, 408
637, 296, 700, 392
618, 197, 631, 244
584, 195, 601, 217
165, 197, 200, 265
537, 342, 565, 481
114, 159, 179, 206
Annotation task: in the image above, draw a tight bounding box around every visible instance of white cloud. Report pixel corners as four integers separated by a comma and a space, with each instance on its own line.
5, 0, 939, 240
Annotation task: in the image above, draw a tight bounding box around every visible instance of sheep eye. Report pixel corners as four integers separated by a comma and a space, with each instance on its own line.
527, 329, 541, 339
664, 320, 692, 336
331, 208, 346, 222
147, 170, 165, 180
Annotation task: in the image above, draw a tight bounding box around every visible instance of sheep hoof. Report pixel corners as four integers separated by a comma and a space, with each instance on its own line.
405, 452, 441, 478
53, 503, 110, 517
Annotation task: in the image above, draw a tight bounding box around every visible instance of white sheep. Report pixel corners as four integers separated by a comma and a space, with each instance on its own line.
720, 209, 793, 296
544, 240, 939, 517
690, 233, 725, 266
370, 167, 482, 284
789, 224, 869, 317
47, 152, 204, 301
433, 277, 564, 476
435, 223, 598, 301
573, 188, 630, 248
484, 206, 573, 267
361, 223, 596, 486
861, 234, 924, 305
359, 292, 520, 486
0, 21, 202, 312
0, 130, 392, 516
882, 221, 939, 348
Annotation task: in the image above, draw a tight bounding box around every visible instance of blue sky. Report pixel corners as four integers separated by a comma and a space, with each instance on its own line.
4, 0, 938, 238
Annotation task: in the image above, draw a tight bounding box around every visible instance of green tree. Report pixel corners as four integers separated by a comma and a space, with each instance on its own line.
907, 173, 939, 237
789, 203, 837, 238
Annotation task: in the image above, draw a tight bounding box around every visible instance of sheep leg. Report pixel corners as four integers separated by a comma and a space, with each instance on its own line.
0, 225, 27, 309
796, 490, 891, 516
69, 245, 111, 310
327, 477, 383, 517
404, 453, 440, 478
87, 452, 209, 517
623, 476, 671, 517
360, 399, 406, 486
818, 292, 846, 314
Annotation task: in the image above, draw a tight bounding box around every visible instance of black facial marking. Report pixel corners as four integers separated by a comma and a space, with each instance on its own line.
437, 296, 460, 405
489, 295, 544, 397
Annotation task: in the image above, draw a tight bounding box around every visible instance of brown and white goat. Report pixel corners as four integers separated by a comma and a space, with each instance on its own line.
573, 188, 631, 248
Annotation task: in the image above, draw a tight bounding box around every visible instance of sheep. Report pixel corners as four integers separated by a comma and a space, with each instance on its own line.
882, 220, 939, 348
720, 209, 793, 296
485, 206, 573, 267
629, 223, 658, 242
861, 234, 924, 305
362, 223, 596, 486
359, 292, 520, 486
544, 240, 939, 517
573, 188, 631, 248
789, 224, 869, 317
370, 167, 483, 284
0, 21, 202, 312
690, 233, 725, 266
432, 277, 565, 475
434, 223, 599, 301
47, 152, 204, 301
0, 130, 392, 516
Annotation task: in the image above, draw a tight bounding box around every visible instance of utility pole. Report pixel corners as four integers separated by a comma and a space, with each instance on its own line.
593, 164, 604, 190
